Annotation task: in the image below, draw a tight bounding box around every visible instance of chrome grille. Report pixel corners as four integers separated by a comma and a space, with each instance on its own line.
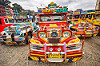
48, 38, 60, 43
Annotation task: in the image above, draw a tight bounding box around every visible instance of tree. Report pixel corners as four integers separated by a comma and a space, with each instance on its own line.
12, 3, 23, 12
0, 0, 11, 6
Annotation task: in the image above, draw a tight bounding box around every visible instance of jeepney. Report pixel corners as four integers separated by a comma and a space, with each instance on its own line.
0, 16, 33, 45
67, 9, 99, 37
71, 20, 99, 37
85, 10, 100, 35
28, 2, 84, 62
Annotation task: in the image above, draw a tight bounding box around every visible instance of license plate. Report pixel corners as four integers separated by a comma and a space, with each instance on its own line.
86, 31, 92, 34
7, 39, 11, 41
48, 54, 62, 58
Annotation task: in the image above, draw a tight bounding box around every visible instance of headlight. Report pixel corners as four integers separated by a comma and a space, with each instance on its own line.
63, 31, 71, 38
57, 47, 61, 52
39, 32, 46, 38
89, 23, 92, 26
4, 27, 9, 31
95, 26, 99, 31
78, 23, 82, 27
78, 23, 84, 27
49, 48, 53, 52
16, 27, 21, 32
17, 28, 21, 31
5, 29, 9, 31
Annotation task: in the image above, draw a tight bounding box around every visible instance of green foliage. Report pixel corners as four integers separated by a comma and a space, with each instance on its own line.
12, 3, 23, 12
19, 13, 27, 16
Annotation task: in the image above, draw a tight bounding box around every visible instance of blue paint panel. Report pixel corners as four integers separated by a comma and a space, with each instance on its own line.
33, 23, 35, 27
20, 38, 23, 41
38, 10, 42, 13
4, 27, 10, 34
26, 23, 30, 25
14, 23, 25, 26
15, 27, 21, 33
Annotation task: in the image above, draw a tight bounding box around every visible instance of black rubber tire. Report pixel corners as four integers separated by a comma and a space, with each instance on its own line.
29, 32, 32, 38
28, 56, 32, 60
11, 33, 14, 41
3, 33, 6, 41
97, 27, 100, 36
24, 35, 28, 45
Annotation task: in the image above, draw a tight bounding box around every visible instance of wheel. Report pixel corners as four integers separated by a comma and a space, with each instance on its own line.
24, 35, 28, 45
29, 31, 32, 38
3, 33, 6, 41
28, 32, 32, 43
11, 33, 14, 41
30, 32, 32, 38
28, 56, 32, 60
97, 27, 100, 36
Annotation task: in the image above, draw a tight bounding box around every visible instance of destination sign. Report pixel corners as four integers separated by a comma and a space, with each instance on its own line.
38, 2, 68, 13
38, 8, 68, 13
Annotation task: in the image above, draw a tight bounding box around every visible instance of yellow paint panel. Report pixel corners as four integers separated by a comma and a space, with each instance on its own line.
50, 2, 55, 5
49, 24, 58, 27
30, 56, 39, 61
94, 34, 97, 36
40, 38, 48, 43
48, 54, 63, 58
30, 39, 41, 44
67, 54, 82, 57
85, 31, 92, 34
72, 57, 82, 62
61, 38, 68, 42
68, 38, 80, 44
77, 35, 80, 37
30, 53, 45, 56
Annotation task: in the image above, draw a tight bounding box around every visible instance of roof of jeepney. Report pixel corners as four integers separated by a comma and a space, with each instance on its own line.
0, 16, 8, 19
43, 24, 69, 30
38, 12, 67, 16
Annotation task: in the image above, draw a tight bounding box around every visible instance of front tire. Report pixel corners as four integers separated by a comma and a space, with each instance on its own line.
24, 35, 28, 45
97, 27, 100, 36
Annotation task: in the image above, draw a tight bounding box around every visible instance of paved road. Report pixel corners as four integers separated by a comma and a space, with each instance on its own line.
0, 36, 100, 66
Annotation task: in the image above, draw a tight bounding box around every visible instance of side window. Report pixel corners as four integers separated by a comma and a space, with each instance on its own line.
0, 19, 2, 24
5, 19, 8, 23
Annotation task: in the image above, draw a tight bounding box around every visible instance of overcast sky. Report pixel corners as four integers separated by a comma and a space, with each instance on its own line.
10, 0, 97, 12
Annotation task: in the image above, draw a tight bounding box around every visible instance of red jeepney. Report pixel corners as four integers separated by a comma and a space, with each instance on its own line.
0, 16, 13, 32
28, 2, 84, 62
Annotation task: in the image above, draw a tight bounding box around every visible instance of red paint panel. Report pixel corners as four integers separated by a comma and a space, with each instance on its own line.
67, 55, 82, 58
30, 50, 44, 55
47, 46, 63, 52
67, 50, 83, 55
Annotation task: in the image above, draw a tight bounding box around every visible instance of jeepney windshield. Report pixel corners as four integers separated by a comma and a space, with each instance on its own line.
9, 19, 14, 23
16, 19, 29, 23
40, 14, 66, 22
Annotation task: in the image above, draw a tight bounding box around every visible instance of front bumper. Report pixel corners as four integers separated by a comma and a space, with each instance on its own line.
76, 32, 98, 37
29, 56, 82, 62
0, 37, 25, 45
76, 30, 99, 37
29, 43, 83, 62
